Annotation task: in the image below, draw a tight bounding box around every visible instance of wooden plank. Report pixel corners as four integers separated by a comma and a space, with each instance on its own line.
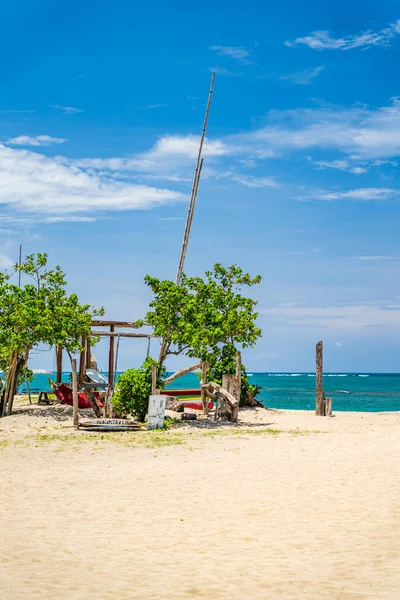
91, 332, 159, 338
91, 320, 150, 328
325, 397, 332, 417
71, 358, 79, 428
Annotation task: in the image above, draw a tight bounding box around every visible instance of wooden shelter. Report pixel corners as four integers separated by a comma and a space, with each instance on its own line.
56, 320, 158, 387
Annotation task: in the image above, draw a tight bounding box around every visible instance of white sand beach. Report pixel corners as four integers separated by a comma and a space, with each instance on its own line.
1, 401, 399, 599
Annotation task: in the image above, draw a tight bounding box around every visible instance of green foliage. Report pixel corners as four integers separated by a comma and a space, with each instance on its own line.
0, 253, 103, 414
111, 358, 166, 421
144, 263, 262, 365
198, 345, 261, 406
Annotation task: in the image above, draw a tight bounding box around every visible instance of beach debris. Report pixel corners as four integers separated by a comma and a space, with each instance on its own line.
166, 397, 184, 412
181, 413, 197, 420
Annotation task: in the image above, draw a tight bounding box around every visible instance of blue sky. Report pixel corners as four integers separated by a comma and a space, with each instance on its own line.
2, 0, 400, 372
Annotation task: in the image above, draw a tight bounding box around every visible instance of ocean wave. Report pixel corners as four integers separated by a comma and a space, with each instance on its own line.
337, 390, 350, 394
358, 375, 370, 377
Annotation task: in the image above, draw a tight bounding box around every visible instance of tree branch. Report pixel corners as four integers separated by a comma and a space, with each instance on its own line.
163, 361, 202, 387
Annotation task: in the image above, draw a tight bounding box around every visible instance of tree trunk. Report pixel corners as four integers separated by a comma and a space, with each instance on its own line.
163, 361, 202, 387
2, 351, 26, 417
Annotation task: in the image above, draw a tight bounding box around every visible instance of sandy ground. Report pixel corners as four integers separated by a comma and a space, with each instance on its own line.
1, 399, 399, 599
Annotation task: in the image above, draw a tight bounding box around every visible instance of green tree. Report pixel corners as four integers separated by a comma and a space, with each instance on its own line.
0, 253, 103, 416
143, 263, 262, 387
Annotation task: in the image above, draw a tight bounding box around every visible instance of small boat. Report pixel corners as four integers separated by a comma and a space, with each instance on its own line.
181, 400, 214, 410
49, 381, 103, 409
164, 389, 201, 397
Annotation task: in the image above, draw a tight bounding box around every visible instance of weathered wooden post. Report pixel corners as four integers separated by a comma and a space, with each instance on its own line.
56, 346, 63, 383
201, 361, 209, 415
315, 341, 325, 416
85, 338, 91, 369
78, 336, 86, 385
325, 397, 332, 417
71, 358, 79, 428
235, 350, 242, 406
108, 324, 115, 387
151, 362, 157, 395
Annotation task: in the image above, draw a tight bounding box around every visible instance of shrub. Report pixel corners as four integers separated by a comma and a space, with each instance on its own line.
111, 358, 166, 421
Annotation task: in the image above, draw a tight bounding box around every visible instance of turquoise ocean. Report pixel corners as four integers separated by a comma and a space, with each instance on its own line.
19, 372, 400, 412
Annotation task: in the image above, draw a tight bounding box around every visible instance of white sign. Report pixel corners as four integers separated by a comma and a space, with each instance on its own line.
147, 395, 166, 430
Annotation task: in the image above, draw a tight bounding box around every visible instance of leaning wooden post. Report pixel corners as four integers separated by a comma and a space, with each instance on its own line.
325, 397, 332, 417
235, 350, 242, 407
71, 358, 79, 428
85, 338, 91, 369
201, 361, 208, 415
315, 341, 325, 416
151, 362, 157, 395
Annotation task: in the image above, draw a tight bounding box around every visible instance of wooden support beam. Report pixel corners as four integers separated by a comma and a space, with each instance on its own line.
236, 350, 242, 406
91, 320, 150, 328
85, 338, 91, 369
201, 361, 208, 416
325, 397, 332, 417
78, 337, 86, 385
71, 358, 79, 428
56, 346, 63, 383
90, 332, 159, 338
151, 363, 157, 395
316, 341, 325, 416
108, 325, 115, 387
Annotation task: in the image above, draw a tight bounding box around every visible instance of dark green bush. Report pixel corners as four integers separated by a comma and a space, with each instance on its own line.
111, 358, 166, 421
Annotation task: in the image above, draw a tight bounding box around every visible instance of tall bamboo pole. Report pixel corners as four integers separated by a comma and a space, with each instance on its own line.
158, 73, 215, 366
71, 358, 79, 428
316, 341, 324, 416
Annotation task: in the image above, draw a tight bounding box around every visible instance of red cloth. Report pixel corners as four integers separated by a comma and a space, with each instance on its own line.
53, 383, 103, 409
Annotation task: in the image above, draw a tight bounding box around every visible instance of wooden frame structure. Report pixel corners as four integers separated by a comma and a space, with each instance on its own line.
56, 320, 158, 387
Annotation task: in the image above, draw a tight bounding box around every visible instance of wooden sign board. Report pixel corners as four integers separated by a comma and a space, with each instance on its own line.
147, 395, 166, 430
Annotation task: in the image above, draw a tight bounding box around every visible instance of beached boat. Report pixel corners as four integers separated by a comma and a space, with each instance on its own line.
164, 388, 201, 397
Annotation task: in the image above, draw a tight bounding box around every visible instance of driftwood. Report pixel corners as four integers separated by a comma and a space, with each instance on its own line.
202, 381, 239, 422
166, 397, 184, 412
163, 361, 202, 387
85, 387, 102, 418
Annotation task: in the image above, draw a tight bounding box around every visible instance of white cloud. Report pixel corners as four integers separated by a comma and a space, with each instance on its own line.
313, 159, 367, 174
0, 109, 36, 114
209, 66, 243, 77
50, 105, 84, 114
6, 135, 66, 147
234, 99, 400, 160
279, 66, 324, 85
285, 20, 400, 50
261, 303, 400, 331
209, 45, 252, 64
0, 144, 185, 216
145, 104, 169, 109
297, 188, 399, 202
354, 255, 400, 261
219, 171, 279, 188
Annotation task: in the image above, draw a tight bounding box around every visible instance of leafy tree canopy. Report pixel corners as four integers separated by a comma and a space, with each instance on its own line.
143, 263, 262, 365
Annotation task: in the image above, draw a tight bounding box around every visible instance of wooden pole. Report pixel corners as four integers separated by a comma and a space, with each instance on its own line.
56, 346, 63, 383
18, 244, 22, 288
201, 361, 208, 416
325, 397, 332, 417
71, 358, 79, 428
175, 73, 215, 286
236, 350, 242, 406
151, 363, 157, 395
108, 324, 115, 387
316, 341, 325, 416
86, 338, 91, 369
78, 337, 86, 385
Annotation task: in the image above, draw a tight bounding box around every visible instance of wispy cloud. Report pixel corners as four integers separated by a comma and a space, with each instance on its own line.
209, 66, 243, 77
6, 135, 66, 147
261, 303, 400, 331
44, 216, 97, 223
313, 159, 367, 174
354, 255, 400, 261
0, 109, 36, 114
145, 104, 169, 109
297, 188, 399, 202
50, 105, 84, 114
0, 144, 185, 217
279, 66, 324, 85
209, 45, 252, 64
285, 19, 400, 50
